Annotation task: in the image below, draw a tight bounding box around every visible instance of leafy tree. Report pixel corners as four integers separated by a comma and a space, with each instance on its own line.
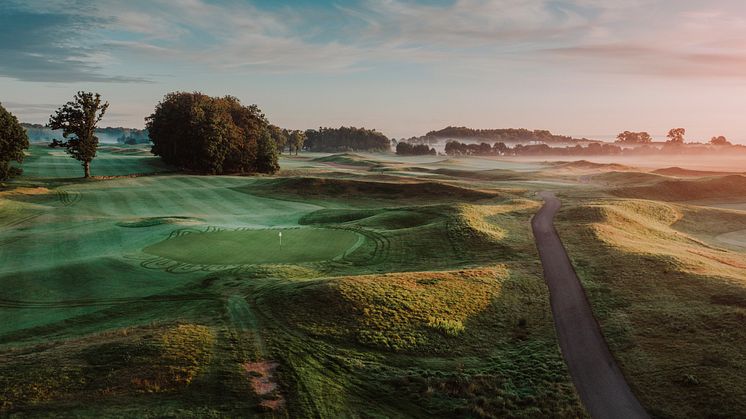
289, 130, 306, 155
666, 128, 686, 144
146, 92, 278, 174
0, 103, 29, 180
256, 130, 280, 174
710, 136, 731, 146
616, 131, 652, 144
304, 127, 389, 152
268, 125, 287, 154
49, 92, 109, 178
396, 142, 435, 155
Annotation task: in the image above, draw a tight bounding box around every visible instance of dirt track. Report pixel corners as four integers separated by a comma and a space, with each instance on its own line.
532, 191, 648, 419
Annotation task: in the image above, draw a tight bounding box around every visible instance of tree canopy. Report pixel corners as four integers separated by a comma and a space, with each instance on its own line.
666, 128, 686, 144
425, 126, 582, 143
49, 92, 109, 178
710, 136, 732, 146
146, 92, 279, 174
616, 131, 653, 144
304, 127, 389, 152
396, 142, 436, 156
0, 103, 29, 180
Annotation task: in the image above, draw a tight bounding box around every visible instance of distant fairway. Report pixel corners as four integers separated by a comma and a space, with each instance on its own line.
144, 228, 362, 265
21, 144, 170, 178
716, 229, 746, 249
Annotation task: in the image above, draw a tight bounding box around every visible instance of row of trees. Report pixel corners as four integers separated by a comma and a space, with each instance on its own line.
444, 140, 625, 157
304, 126, 389, 152
268, 125, 306, 155
426, 126, 582, 143
395, 142, 436, 156
616, 128, 733, 146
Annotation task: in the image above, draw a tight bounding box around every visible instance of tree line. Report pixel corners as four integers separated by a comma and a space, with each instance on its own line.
426, 126, 585, 143
616, 128, 734, 146
304, 126, 389, 152
395, 142, 436, 156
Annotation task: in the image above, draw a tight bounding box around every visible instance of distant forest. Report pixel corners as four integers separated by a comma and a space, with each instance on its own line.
304, 127, 390, 152
423, 126, 590, 143
21, 123, 150, 144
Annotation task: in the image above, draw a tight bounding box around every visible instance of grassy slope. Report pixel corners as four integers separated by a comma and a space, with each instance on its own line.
556, 198, 746, 418
0, 148, 584, 416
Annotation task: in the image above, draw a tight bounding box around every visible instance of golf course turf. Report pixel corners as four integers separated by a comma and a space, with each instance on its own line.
144, 228, 363, 265
2, 145, 745, 417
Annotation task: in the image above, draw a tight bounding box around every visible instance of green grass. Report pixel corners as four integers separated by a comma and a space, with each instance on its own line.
613, 174, 746, 201
556, 198, 746, 418
0, 148, 589, 416
20, 144, 172, 179
144, 228, 362, 265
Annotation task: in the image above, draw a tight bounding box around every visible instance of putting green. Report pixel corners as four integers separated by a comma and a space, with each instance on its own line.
144, 228, 362, 265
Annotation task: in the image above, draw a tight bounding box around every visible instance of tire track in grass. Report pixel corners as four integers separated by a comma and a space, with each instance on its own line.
227, 295, 287, 412
0, 293, 218, 309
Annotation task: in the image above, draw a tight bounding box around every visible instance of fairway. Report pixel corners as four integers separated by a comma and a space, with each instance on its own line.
144, 228, 362, 264
716, 229, 746, 249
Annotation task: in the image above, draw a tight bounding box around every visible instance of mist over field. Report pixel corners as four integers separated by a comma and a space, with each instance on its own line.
2, 1, 746, 418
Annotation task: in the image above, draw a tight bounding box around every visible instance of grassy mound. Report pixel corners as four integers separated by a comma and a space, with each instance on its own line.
300, 207, 437, 230
244, 177, 498, 203
613, 174, 746, 201
117, 216, 202, 228
312, 153, 382, 169
431, 168, 524, 181
556, 199, 746, 417
652, 166, 740, 177
260, 266, 556, 354
0, 324, 214, 414
550, 160, 633, 171
144, 228, 362, 265
592, 171, 667, 186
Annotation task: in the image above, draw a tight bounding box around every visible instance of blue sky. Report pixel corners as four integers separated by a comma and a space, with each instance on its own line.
2, 0, 746, 142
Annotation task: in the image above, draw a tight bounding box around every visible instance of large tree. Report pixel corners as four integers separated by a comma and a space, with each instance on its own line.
256, 130, 280, 173
268, 124, 287, 154
289, 130, 306, 155
710, 136, 732, 146
146, 92, 279, 174
666, 128, 686, 144
0, 103, 29, 180
616, 131, 653, 144
304, 126, 389, 152
49, 92, 109, 178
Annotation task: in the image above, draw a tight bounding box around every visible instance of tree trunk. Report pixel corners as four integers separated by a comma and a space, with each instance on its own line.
84, 161, 91, 178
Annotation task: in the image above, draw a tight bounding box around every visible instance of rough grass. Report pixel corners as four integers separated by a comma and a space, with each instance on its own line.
613, 174, 746, 201
1, 149, 585, 417
263, 267, 509, 352
592, 171, 668, 186
253, 265, 584, 417
652, 166, 740, 177
0, 324, 214, 414
311, 153, 383, 169
243, 177, 500, 203
556, 198, 746, 417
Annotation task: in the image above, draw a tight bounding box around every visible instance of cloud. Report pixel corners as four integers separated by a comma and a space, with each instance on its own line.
3, 0, 746, 82
0, 1, 150, 83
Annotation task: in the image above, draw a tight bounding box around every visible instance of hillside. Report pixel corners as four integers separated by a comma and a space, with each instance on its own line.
613, 175, 746, 201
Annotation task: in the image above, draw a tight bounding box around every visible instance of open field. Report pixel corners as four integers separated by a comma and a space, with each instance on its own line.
0, 147, 586, 416
3, 146, 746, 416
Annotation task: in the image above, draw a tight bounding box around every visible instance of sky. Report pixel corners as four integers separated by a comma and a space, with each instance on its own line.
2, 0, 746, 143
